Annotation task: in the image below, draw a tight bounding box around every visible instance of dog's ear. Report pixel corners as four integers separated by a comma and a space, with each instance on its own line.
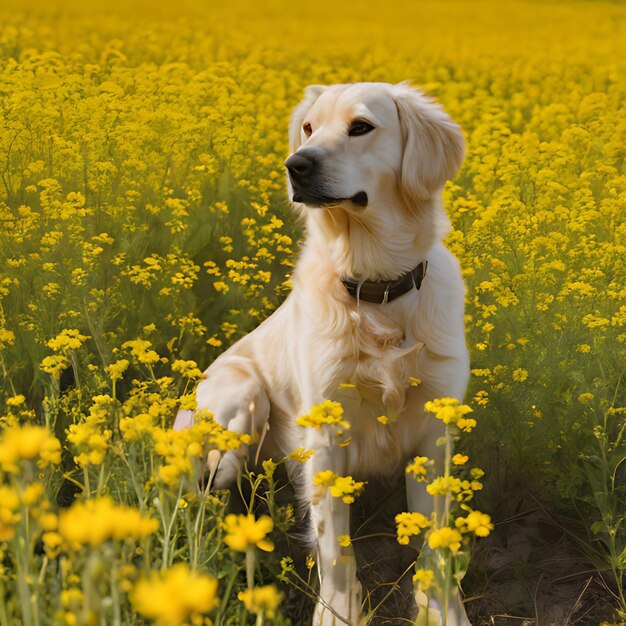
288, 85, 326, 153
393, 83, 465, 206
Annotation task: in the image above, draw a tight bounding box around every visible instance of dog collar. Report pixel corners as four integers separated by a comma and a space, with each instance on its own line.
341, 261, 428, 304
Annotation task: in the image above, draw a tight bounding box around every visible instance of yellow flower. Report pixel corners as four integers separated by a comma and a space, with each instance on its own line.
426, 476, 464, 497
376, 415, 389, 425
67, 420, 111, 468
0, 486, 20, 541
42, 531, 63, 557
120, 413, 155, 442
46, 329, 90, 354
131, 564, 218, 626
413, 568, 434, 591
238, 584, 282, 618
395, 512, 431, 545
105, 359, 129, 381
455, 509, 494, 537
121, 339, 160, 365
338, 534, 352, 547
0, 425, 62, 473
297, 400, 350, 431
178, 394, 197, 411
21, 483, 44, 506
6, 395, 25, 407
288, 447, 314, 462
313, 471, 366, 504
58, 497, 158, 548
223, 514, 274, 552
428, 527, 463, 554
424, 398, 473, 427
171, 359, 203, 379
457, 416, 477, 433
0, 329, 16, 349
406, 456, 430, 481
473, 390, 489, 406
40, 355, 70, 378
330, 475, 365, 503
452, 454, 469, 465
38, 512, 58, 531
313, 470, 337, 487
512, 368, 528, 382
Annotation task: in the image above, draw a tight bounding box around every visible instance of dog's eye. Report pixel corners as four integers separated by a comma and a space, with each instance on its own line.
303, 122, 313, 136
348, 120, 375, 136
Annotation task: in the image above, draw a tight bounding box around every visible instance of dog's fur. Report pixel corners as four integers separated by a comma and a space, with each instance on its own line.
175, 82, 472, 625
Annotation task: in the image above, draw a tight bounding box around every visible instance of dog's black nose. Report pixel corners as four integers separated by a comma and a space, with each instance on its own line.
285, 151, 317, 183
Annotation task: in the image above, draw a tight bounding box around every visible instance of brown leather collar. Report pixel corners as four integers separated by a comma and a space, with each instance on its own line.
341, 261, 428, 304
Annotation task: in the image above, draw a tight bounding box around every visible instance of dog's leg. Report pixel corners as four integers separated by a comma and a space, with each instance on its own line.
406, 349, 472, 626
307, 444, 360, 626
174, 357, 270, 489
405, 428, 472, 626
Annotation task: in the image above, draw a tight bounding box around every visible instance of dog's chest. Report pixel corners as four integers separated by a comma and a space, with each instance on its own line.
335, 382, 422, 477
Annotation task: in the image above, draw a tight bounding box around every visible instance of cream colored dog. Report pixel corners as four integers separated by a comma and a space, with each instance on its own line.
175, 82, 472, 625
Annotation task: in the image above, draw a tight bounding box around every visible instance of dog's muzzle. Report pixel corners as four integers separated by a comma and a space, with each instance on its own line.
285, 148, 368, 208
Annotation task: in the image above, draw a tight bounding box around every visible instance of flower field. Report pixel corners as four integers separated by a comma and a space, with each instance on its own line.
0, 0, 625, 623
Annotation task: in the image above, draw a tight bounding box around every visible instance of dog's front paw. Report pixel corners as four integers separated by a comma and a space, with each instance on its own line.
313, 584, 361, 626
173, 408, 195, 430
210, 450, 241, 489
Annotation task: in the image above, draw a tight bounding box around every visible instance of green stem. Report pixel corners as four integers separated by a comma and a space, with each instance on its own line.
83, 466, 91, 497
246, 550, 255, 590
0, 577, 10, 626
215, 569, 238, 626
111, 560, 121, 626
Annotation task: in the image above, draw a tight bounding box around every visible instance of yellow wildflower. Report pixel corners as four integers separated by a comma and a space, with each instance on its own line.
6, 395, 25, 407
40, 355, 70, 378
512, 368, 528, 382
58, 497, 158, 548
238, 585, 282, 618
46, 329, 90, 354
426, 476, 464, 497
395, 512, 431, 545
131, 564, 218, 626
105, 359, 129, 381
455, 509, 494, 537
121, 339, 160, 365
0, 425, 61, 473
67, 420, 111, 467
171, 359, 203, 379
288, 447, 314, 462
0, 486, 20, 541
424, 398, 473, 427
428, 527, 463, 554
406, 456, 430, 481
313, 471, 365, 504
297, 400, 350, 431
413, 568, 434, 591
223, 514, 274, 552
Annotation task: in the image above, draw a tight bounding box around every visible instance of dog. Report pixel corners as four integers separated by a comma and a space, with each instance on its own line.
175, 81, 472, 625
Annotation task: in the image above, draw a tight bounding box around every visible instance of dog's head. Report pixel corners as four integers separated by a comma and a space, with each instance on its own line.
285, 82, 464, 213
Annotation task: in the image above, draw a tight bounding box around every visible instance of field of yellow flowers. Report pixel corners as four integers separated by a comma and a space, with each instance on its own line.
1, 0, 625, 623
